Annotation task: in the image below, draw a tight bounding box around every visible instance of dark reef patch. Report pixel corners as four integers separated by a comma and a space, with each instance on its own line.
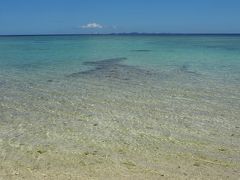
83, 57, 127, 67
131, 50, 152, 52
66, 57, 127, 77
32, 41, 48, 44
66, 58, 200, 83
66, 57, 155, 81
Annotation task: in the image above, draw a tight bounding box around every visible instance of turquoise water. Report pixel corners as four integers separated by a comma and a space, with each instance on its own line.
0, 35, 240, 179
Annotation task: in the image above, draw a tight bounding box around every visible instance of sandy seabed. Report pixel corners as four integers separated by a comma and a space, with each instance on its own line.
0, 58, 240, 179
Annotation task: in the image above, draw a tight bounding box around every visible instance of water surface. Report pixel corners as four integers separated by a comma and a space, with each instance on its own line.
0, 35, 240, 179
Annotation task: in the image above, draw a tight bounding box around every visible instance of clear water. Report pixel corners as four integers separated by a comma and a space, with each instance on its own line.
0, 35, 240, 179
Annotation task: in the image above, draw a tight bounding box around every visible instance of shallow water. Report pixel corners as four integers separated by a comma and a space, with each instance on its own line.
0, 35, 240, 179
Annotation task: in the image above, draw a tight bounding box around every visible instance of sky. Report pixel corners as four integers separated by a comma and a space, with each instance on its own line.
0, 0, 240, 35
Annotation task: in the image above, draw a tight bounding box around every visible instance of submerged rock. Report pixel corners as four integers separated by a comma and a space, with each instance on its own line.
193, 162, 200, 167
37, 150, 47, 154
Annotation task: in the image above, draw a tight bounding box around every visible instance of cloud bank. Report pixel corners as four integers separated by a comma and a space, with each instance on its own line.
81, 23, 103, 29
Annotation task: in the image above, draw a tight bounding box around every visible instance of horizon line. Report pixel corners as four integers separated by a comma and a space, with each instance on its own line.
1, 32, 240, 36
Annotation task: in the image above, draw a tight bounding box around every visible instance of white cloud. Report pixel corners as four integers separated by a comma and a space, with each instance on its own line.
81, 23, 103, 29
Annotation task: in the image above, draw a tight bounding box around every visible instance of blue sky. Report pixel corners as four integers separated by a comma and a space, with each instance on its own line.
0, 0, 240, 35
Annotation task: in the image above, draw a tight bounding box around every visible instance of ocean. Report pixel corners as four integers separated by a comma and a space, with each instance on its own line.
0, 35, 239, 179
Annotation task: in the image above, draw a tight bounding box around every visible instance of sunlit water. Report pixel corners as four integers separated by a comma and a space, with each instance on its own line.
0, 35, 240, 179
